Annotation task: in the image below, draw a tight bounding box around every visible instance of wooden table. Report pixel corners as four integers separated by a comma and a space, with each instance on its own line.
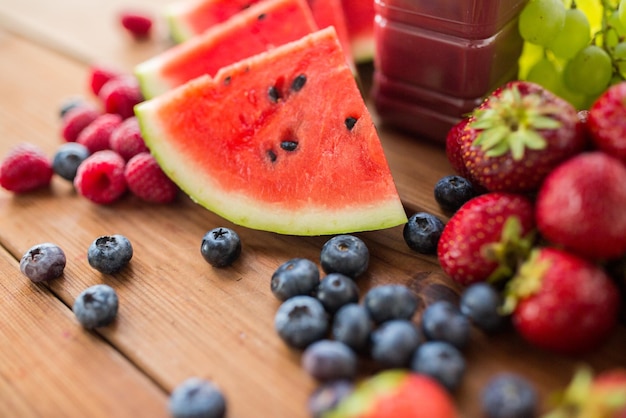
1, 2, 624, 417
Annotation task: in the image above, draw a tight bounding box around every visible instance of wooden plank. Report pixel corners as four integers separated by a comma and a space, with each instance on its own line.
0, 246, 168, 417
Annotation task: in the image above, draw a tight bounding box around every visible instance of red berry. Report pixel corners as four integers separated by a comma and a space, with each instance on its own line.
437, 192, 536, 286
74, 150, 127, 204
110, 116, 149, 160
76, 113, 123, 154
60, 104, 101, 142
88, 65, 123, 96
119, 11, 153, 39
124, 152, 178, 203
0, 143, 53, 193
98, 76, 143, 119
536, 151, 626, 260
587, 81, 626, 164
507, 247, 620, 355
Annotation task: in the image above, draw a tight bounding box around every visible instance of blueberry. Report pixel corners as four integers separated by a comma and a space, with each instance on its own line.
270, 258, 320, 301
410, 341, 466, 392
72, 284, 119, 329
481, 373, 538, 418
301, 339, 358, 381
308, 379, 354, 418
169, 377, 227, 418
460, 282, 506, 333
421, 300, 471, 349
331, 303, 373, 351
274, 295, 329, 349
403, 212, 445, 254
316, 273, 360, 314
433, 175, 477, 213
363, 284, 419, 324
59, 96, 85, 119
370, 319, 422, 368
52, 142, 90, 181
200, 227, 241, 268
320, 235, 369, 279
20, 242, 66, 283
87, 234, 133, 274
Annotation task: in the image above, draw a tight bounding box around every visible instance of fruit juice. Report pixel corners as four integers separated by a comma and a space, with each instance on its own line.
372, 0, 528, 143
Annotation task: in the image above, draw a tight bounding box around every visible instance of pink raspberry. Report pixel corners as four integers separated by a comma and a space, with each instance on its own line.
98, 76, 143, 119
60, 104, 101, 142
119, 11, 153, 39
110, 116, 149, 160
88, 64, 123, 96
74, 150, 127, 204
124, 152, 179, 204
77, 113, 123, 153
0, 143, 53, 193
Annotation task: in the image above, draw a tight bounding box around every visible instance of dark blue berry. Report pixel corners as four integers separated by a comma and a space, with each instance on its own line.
370, 319, 421, 368
169, 377, 227, 418
72, 284, 119, 329
316, 273, 359, 314
331, 303, 373, 352
320, 235, 369, 279
20, 242, 66, 283
403, 212, 445, 254
59, 96, 85, 119
363, 284, 419, 324
52, 142, 90, 181
87, 234, 133, 274
301, 339, 357, 381
274, 295, 329, 349
271, 258, 320, 301
308, 379, 354, 418
200, 227, 241, 268
433, 175, 477, 213
421, 300, 471, 349
481, 373, 538, 418
410, 341, 466, 392
460, 282, 506, 333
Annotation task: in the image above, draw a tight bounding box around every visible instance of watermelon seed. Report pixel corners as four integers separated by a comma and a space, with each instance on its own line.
268, 86, 282, 103
224, 76, 231, 86
280, 141, 298, 151
345, 117, 358, 131
291, 74, 307, 92
257, 13, 267, 20
267, 149, 278, 162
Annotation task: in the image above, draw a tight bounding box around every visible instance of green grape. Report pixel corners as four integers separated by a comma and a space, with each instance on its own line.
619, 0, 626, 27
605, 11, 626, 49
518, 42, 545, 79
518, 0, 567, 46
526, 56, 562, 93
612, 41, 626, 78
548, 8, 591, 59
563, 45, 613, 96
577, 0, 603, 33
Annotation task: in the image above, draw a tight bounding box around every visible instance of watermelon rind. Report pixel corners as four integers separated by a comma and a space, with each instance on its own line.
134, 28, 407, 236
164, 0, 198, 43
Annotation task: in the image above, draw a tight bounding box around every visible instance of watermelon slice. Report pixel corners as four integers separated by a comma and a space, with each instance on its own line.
340, 0, 375, 63
165, 0, 354, 66
134, 28, 407, 236
136, 0, 318, 99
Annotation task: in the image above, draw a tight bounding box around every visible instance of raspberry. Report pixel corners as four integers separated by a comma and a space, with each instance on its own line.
60, 104, 101, 142
119, 11, 153, 39
74, 150, 127, 204
124, 152, 178, 203
98, 76, 143, 119
88, 64, 123, 96
110, 116, 149, 160
77, 113, 123, 153
0, 143, 53, 193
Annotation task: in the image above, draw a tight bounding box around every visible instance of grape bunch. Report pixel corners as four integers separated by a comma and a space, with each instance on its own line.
517, 0, 626, 109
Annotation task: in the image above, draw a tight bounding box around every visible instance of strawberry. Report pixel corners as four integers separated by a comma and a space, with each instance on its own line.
456, 81, 586, 193
587, 81, 626, 164
535, 151, 626, 260
437, 192, 536, 286
544, 367, 626, 417
504, 247, 620, 355
324, 370, 458, 418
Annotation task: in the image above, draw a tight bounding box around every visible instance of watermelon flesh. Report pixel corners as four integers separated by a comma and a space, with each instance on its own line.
165, 0, 354, 67
136, 0, 318, 99
340, 0, 375, 62
135, 27, 407, 236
